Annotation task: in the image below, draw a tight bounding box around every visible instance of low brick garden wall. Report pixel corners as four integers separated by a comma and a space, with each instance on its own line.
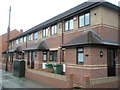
25, 68, 73, 88
82, 76, 119, 88
2, 62, 13, 72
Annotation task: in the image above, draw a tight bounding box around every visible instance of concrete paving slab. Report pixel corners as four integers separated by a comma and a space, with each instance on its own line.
0, 65, 55, 89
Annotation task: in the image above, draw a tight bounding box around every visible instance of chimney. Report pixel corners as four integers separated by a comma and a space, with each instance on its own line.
118, 1, 120, 7
20, 29, 23, 33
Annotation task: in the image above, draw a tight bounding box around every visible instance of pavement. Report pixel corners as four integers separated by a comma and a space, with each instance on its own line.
0, 63, 56, 89
0, 63, 80, 90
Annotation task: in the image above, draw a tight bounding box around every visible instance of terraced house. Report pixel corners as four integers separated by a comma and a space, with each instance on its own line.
2, 1, 120, 88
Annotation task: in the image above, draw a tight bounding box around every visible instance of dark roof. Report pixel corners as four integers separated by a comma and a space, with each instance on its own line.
9, 1, 120, 42
62, 29, 120, 47
9, 46, 22, 53
23, 40, 49, 51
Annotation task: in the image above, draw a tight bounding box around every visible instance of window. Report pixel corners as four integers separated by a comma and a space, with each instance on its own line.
43, 51, 47, 61
28, 34, 32, 41
42, 28, 48, 37
65, 18, 73, 31
51, 25, 57, 35
79, 13, 90, 27
12, 41, 14, 46
16, 39, 19, 45
49, 51, 57, 61
23, 36, 26, 43
77, 48, 84, 64
20, 38, 23, 43
34, 32, 38, 40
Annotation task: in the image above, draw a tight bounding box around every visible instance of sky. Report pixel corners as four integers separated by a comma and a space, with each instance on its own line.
0, 0, 119, 35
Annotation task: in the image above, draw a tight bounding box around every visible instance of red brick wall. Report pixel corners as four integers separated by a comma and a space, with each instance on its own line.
2, 29, 23, 51
25, 69, 73, 88
8, 24, 119, 88
0, 29, 23, 61
90, 81, 120, 88
65, 46, 116, 86
34, 51, 43, 69
65, 48, 76, 64
92, 25, 118, 41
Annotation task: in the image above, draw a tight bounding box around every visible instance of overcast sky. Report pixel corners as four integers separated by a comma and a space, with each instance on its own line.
0, 0, 119, 35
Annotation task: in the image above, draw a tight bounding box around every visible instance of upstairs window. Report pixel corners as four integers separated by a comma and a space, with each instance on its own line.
77, 48, 84, 64
20, 38, 23, 43
23, 36, 26, 43
12, 41, 14, 46
34, 32, 38, 40
16, 39, 19, 45
28, 34, 32, 41
51, 25, 57, 35
65, 18, 73, 31
49, 51, 57, 61
79, 13, 90, 27
42, 28, 48, 37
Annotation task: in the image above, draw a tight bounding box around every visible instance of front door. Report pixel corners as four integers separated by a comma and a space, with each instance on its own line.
31, 52, 34, 69
107, 48, 116, 77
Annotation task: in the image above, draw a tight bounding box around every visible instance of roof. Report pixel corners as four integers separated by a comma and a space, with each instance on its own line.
62, 29, 120, 47
9, 1, 120, 42
23, 40, 49, 51
9, 46, 22, 53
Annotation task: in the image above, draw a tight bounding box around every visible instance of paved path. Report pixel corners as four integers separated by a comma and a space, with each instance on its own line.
0, 63, 55, 89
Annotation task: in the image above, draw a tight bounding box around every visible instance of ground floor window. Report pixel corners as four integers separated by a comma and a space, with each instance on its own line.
43, 51, 47, 61
77, 48, 84, 64
49, 51, 57, 61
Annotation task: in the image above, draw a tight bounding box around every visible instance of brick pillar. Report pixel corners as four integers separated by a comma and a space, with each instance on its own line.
65, 73, 73, 88
58, 48, 61, 63
82, 76, 90, 88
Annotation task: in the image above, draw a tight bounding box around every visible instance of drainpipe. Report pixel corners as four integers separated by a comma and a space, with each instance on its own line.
60, 21, 64, 64
26, 35, 28, 48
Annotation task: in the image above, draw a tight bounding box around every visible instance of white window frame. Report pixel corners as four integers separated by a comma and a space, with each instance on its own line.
77, 48, 84, 64
28, 34, 32, 41
34, 32, 38, 40
23, 36, 26, 43
51, 25, 57, 35
79, 13, 90, 27
16, 39, 19, 45
20, 38, 23, 43
42, 28, 48, 37
64, 18, 73, 31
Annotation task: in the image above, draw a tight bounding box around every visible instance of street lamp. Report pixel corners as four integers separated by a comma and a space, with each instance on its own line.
6, 6, 11, 71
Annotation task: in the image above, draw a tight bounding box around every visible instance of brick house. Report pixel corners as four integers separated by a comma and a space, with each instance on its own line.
0, 29, 23, 62
2, 1, 120, 88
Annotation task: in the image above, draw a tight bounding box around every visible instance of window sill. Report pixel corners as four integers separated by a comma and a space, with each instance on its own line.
64, 29, 73, 32
77, 62, 84, 65
43, 60, 47, 62
49, 60, 58, 62
79, 24, 90, 28
51, 33, 57, 36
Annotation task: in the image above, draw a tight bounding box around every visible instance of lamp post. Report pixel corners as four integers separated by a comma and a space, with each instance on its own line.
6, 6, 11, 71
